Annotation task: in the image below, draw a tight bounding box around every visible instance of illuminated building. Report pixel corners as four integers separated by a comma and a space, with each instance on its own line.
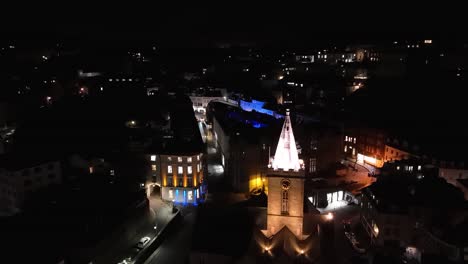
259, 110, 315, 257
344, 126, 386, 168
150, 153, 205, 205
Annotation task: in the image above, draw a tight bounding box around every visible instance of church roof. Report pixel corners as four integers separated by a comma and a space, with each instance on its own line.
271, 110, 302, 171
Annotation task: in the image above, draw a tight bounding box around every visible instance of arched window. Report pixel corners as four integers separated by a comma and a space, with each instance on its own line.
281, 190, 289, 214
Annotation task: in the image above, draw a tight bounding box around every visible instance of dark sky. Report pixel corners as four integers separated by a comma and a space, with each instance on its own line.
1, 5, 467, 46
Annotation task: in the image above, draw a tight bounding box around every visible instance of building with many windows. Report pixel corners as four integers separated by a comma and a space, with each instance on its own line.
148, 152, 205, 205
0, 153, 61, 215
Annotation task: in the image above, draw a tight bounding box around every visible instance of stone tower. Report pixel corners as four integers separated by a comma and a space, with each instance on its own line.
266, 110, 305, 239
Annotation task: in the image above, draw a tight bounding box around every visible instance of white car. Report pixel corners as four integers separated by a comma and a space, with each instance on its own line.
136, 237, 151, 249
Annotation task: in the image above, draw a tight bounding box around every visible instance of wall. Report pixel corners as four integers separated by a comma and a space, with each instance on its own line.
439, 167, 468, 186
267, 175, 304, 239
0, 161, 62, 215
384, 145, 411, 163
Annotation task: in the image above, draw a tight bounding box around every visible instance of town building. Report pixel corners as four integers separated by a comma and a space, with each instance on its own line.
0, 152, 61, 215
360, 172, 468, 263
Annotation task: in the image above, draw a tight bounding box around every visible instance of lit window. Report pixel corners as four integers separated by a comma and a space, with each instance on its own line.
344, 146, 347, 152
353, 138, 356, 144
168, 157, 172, 161
110, 169, 115, 176
178, 157, 182, 162
197, 155, 200, 161
418, 165, 421, 171
197, 164, 200, 173
310, 158, 317, 173
188, 166, 192, 174
397, 166, 400, 170
178, 166, 183, 174
187, 157, 192, 163
188, 191, 193, 201
168, 166, 172, 174
152, 165, 157, 171
89, 167, 94, 174
197, 189, 200, 199
168, 189, 173, 199
151, 155, 156, 161
345, 136, 348, 142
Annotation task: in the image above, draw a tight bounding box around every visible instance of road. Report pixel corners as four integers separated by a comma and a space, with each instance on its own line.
331, 204, 366, 264
91, 195, 175, 264
144, 208, 196, 264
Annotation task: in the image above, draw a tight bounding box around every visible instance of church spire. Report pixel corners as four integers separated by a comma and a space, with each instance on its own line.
271, 110, 301, 171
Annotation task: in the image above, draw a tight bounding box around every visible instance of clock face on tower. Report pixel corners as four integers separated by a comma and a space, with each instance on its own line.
281, 179, 291, 190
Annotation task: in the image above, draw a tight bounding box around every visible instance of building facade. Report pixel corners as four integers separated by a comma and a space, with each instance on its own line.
148, 153, 205, 205
0, 159, 62, 215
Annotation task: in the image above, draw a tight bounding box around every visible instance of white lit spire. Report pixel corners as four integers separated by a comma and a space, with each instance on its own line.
271, 110, 301, 171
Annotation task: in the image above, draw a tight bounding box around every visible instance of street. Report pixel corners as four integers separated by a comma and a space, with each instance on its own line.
91, 195, 176, 264
144, 207, 196, 264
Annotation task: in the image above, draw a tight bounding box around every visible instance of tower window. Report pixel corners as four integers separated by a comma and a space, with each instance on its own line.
281, 190, 289, 215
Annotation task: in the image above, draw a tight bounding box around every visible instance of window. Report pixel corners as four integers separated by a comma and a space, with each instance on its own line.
178, 166, 183, 174
110, 169, 115, 176
397, 166, 400, 170
178, 177, 183, 187
168, 189, 173, 199
187, 177, 193, 187
344, 146, 347, 152
188, 191, 193, 201
151, 155, 156, 161
168, 176, 173, 186
178, 157, 182, 162
353, 138, 356, 144
188, 166, 192, 174
197, 164, 200, 173
197, 155, 200, 161
168, 166, 173, 174
152, 165, 157, 171
345, 136, 348, 142
187, 157, 192, 163
309, 158, 317, 173
417, 165, 421, 171
89, 167, 94, 174
281, 190, 289, 214
167, 157, 172, 161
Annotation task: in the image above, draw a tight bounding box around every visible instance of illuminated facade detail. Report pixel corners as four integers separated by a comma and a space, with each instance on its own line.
151, 155, 156, 161
263, 110, 307, 243
159, 154, 205, 205
281, 189, 289, 214
152, 165, 157, 171
270, 110, 301, 171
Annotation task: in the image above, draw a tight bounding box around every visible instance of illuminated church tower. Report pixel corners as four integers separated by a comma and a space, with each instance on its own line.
265, 109, 306, 240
